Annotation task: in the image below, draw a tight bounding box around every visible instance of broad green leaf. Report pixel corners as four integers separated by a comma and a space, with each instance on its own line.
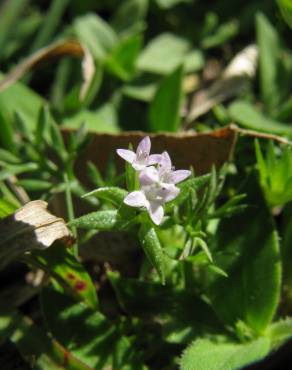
268, 317, 292, 349
109, 271, 223, 343
139, 225, 166, 283
83, 186, 127, 206
33, 245, 98, 310
123, 82, 157, 102
0, 73, 44, 131
70, 210, 134, 231
41, 288, 146, 370
106, 34, 142, 81
277, 0, 292, 28
62, 104, 119, 133
74, 13, 117, 61
229, 100, 292, 136
0, 310, 92, 370
256, 13, 282, 114
149, 65, 183, 132
180, 337, 270, 370
207, 176, 281, 333
137, 33, 190, 74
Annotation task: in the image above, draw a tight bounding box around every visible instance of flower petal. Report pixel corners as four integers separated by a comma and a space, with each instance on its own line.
164, 185, 180, 202
159, 183, 180, 202
132, 162, 147, 171
171, 170, 191, 184
139, 166, 159, 186
116, 149, 136, 163
148, 154, 162, 165
148, 202, 164, 225
136, 136, 151, 155
124, 191, 147, 208
159, 151, 172, 171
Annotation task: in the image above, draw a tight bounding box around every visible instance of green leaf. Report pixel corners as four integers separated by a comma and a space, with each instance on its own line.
17, 179, 52, 191
41, 288, 146, 370
201, 20, 239, 49
0, 162, 38, 181
277, 0, 292, 28
256, 13, 282, 114
33, 245, 98, 310
0, 109, 15, 153
106, 34, 142, 81
0, 310, 92, 370
166, 174, 210, 209
83, 186, 127, 206
111, 0, 148, 36
137, 33, 190, 74
74, 13, 117, 61
62, 104, 119, 133
180, 337, 271, 370
0, 198, 17, 219
268, 317, 292, 349
155, 0, 191, 9
109, 271, 223, 343
0, 0, 28, 52
207, 176, 281, 333
149, 65, 183, 132
229, 100, 292, 136
0, 73, 44, 131
139, 225, 166, 284
70, 210, 133, 231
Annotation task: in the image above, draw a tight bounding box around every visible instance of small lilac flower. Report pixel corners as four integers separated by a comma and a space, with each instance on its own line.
124, 177, 179, 225
116, 136, 161, 171
158, 151, 191, 185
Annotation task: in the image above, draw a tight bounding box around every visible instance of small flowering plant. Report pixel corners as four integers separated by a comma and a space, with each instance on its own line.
72, 136, 241, 284
118, 137, 191, 225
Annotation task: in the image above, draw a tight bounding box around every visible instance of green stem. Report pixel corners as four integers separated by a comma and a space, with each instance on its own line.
64, 173, 78, 258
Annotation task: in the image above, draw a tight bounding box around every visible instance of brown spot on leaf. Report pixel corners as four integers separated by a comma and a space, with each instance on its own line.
67, 273, 75, 280
75, 280, 87, 291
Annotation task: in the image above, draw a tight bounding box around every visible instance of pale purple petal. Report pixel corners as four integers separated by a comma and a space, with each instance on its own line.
124, 191, 147, 208
164, 185, 180, 202
159, 184, 180, 202
116, 149, 136, 163
148, 202, 164, 225
148, 154, 162, 165
136, 136, 151, 155
139, 166, 159, 186
132, 162, 147, 171
159, 151, 172, 171
171, 170, 191, 184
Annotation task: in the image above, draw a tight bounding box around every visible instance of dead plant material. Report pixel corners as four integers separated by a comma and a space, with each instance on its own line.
0, 200, 73, 270
0, 40, 95, 101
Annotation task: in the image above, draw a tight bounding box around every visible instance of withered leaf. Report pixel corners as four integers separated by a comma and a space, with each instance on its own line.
0, 200, 72, 270
65, 126, 237, 179
186, 44, 258, 124
0, 40, 95, 101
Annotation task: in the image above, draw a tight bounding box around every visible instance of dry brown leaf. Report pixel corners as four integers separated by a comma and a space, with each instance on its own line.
0, 40, 95, 101
64, 126, 237, 181
186, 45, 258, 125
0, 200, 73, 270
